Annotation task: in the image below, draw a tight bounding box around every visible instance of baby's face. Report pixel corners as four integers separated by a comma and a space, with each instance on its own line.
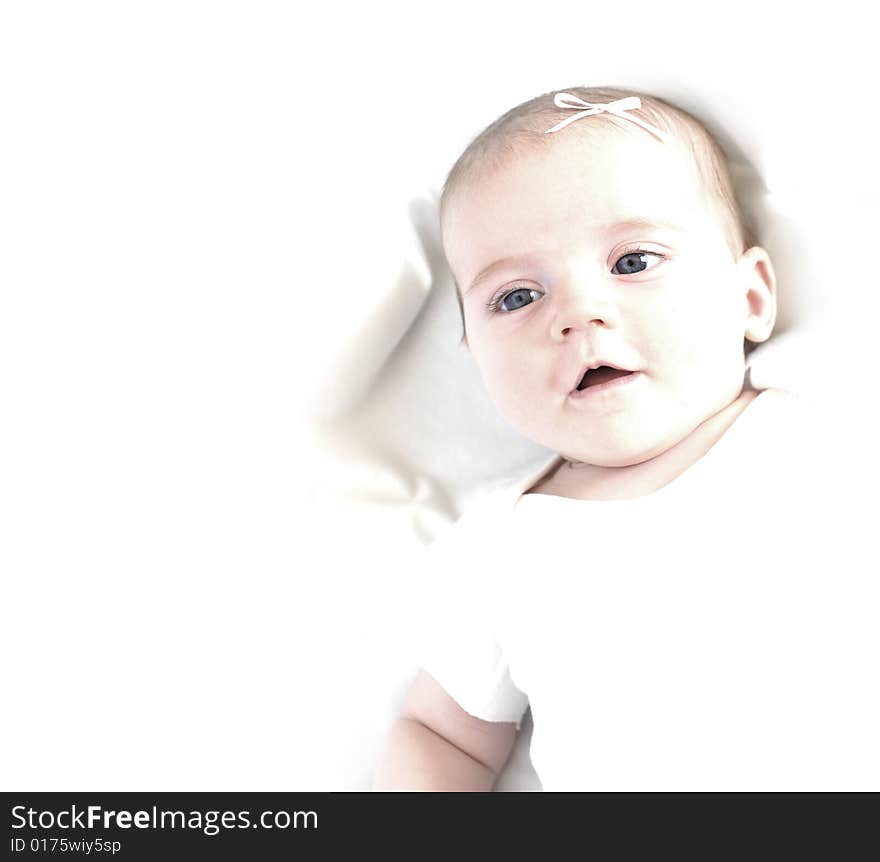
442, 129, 768, 467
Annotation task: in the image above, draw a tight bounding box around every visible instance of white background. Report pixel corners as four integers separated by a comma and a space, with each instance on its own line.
2, 1, 876, 789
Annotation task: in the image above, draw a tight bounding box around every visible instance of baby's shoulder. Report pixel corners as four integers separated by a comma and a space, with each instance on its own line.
746, 387, 843, 486
750, 387, 823, 435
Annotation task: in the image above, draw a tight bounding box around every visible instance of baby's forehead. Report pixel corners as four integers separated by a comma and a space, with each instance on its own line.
441, 135, 732, 285
461, 126, 706, 209
448, 132, 713, 241
546, 126, 702, 189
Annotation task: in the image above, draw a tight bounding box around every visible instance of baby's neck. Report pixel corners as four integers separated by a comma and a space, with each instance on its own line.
530, 388, 763, 501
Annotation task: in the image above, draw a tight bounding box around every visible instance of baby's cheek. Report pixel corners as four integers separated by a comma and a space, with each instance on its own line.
483, 360, 542, 423
489, 362, 533, 404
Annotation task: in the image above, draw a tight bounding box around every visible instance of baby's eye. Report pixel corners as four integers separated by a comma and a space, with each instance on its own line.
612, 250, 663, 275
489, 286, 543, 313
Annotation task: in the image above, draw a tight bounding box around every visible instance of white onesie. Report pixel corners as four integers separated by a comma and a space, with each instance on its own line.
417, 388, 878, 790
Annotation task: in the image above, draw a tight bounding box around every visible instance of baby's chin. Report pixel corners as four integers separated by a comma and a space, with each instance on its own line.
515, 420, 676, 468
558, 445, 667, 469
541, 421, 697, 468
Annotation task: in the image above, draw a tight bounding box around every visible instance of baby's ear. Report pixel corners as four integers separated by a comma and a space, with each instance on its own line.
739, 246, 777, 343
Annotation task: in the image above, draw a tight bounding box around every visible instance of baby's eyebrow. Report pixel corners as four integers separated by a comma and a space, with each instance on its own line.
465, 218, 685, 294
605, 217, 686, 236
466, 254, 536, 295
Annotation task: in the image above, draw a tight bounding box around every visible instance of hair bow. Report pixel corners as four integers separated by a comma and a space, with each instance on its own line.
545, 93, 671, 142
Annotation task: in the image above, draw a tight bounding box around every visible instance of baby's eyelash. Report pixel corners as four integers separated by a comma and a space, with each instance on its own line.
618, 245, 660, 259
485, 283, 538, 313
485, 248, 664, 314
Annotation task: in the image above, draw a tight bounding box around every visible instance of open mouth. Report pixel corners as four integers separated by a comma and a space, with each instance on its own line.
575, 365, 635, 392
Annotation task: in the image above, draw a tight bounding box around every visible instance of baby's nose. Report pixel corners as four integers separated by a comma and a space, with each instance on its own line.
551, 280, 621, 339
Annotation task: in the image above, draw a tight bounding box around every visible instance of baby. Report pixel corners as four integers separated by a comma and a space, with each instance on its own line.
373, 86, 876, 790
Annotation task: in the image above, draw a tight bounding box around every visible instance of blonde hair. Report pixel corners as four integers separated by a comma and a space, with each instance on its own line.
439, 85, 762, 356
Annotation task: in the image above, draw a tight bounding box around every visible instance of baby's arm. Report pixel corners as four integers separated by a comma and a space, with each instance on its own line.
373, 670, 518, 791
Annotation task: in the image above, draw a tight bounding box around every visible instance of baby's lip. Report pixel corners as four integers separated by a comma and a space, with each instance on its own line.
571, 360, 636, 393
